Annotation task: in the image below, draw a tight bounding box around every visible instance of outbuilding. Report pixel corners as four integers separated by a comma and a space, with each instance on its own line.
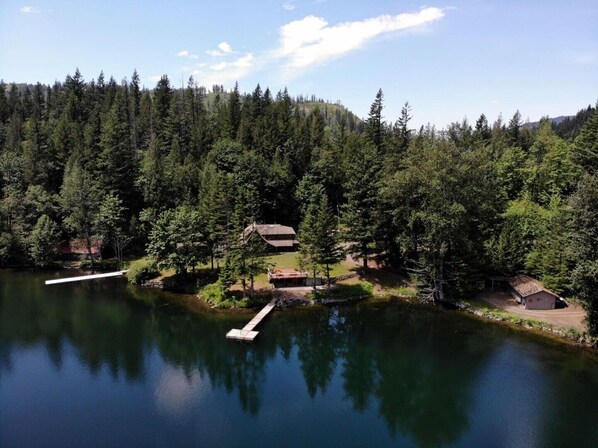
268, 268, 308, 288
507, 274, 559, 310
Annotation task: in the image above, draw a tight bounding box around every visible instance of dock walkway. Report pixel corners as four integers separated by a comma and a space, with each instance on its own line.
45, 270, 128, 285
226, 298, 278, 342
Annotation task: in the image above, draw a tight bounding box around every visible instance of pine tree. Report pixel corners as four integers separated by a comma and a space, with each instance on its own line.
342, 141, 381, 269
299, 187, 343, 290
474, 113, 491, 141
0, 82, 10, 123
226, 82, 241, 140
130, 69, 141, 151
572, 105, 598, 173
97, 90, 135, 208
198, 162, 231, 269
507, 110, 523, 147
152, 75, 172, 144
364, 89, 384, 152
60, 163, 101, 269
226, 184, 268, 299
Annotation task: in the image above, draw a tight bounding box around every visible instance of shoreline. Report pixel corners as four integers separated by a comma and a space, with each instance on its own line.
142, 276, 597, 349
6, 266, 593, 350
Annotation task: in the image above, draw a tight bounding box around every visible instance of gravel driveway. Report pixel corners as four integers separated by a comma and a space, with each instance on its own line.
478, 291, 587, 331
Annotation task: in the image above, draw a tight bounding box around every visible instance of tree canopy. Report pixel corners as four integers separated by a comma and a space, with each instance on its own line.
1, 73, 596, 333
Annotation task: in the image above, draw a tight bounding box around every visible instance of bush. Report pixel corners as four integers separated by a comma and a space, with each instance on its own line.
127, 259, 158, 285
310, 281, 374, 300
199, 281, 230, 306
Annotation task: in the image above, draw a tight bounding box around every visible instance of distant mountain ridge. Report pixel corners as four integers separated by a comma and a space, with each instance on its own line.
524, 104, 595, 141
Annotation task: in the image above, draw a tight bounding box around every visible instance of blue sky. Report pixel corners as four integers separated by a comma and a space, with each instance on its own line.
1, 0, 596, 128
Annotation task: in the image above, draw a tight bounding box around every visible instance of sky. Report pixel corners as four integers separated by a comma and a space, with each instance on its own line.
0, 0, 596, 128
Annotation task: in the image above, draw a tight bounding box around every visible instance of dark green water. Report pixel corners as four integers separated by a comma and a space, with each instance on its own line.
1, 270, 597, 448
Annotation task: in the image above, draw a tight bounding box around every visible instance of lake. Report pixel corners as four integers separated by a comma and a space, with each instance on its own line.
1, 270, 597, 448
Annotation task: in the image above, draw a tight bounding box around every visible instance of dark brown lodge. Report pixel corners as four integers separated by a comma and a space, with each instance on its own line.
243, 223, 299, 252
507, 274, 559, 310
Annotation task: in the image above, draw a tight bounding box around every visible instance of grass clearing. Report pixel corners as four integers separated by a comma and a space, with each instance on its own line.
248, 251, 357, 290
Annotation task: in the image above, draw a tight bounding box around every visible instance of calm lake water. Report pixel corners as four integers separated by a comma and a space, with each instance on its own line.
1, 270, 597, 448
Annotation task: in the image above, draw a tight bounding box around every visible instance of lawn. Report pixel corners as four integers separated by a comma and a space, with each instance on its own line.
249, 251, 356, 289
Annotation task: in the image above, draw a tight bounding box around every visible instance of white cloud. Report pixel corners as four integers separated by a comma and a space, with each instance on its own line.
196, 53, 254, 86
218, 42, 233, 54
207, 41, 235, 57
211, 53, 253, 70
176, 50, 199, 59
20, 5, 40, 13
177, 7, 446, 87
147, 75, 163, 83
283, 1, 296, 11
277, 7, 445, 70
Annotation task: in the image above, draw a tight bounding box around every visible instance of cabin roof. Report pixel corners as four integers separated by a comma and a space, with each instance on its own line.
508, 274, 558, 298
267, 239, 299, 247
244, 223, 296, 237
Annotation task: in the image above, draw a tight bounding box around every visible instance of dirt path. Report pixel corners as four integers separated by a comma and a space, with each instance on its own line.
478, 292, 587, 331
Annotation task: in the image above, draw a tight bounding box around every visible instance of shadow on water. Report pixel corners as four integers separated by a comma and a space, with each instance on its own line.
1, 269, 597, 447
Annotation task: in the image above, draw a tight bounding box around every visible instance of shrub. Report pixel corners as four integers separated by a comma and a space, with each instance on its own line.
311, 281, 375, 300
199, 281, 229, 305
127, 259, 158, 285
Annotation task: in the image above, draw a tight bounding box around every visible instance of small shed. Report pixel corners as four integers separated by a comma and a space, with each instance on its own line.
507, 274, 559, 310
267, 268, 307, 288
58, 239, 101, 260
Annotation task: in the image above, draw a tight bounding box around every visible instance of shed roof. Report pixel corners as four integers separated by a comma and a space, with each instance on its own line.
508, 274, 558, 298
268, 268, 307, 280
58, 239, 101, 255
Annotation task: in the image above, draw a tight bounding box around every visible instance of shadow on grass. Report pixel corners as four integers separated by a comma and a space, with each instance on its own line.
162, 269, 219, 294
354, 267, 415, 295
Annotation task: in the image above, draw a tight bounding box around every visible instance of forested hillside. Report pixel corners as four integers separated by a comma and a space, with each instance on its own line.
0, 70, 596, 333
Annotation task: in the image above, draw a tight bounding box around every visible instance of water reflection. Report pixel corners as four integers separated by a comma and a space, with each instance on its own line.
1, 270, 597, 447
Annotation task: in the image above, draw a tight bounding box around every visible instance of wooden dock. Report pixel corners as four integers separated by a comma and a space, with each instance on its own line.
226, 298, 278, 342
45, 270, 128, 285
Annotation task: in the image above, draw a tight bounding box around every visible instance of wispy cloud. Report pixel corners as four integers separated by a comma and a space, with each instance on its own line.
210, 53, 253, 71
283, 1, 296, 11
20, 5, 41, 13
277, 7, 445, 71
196, 53, 254, 86
176, 50, 199, 60
180, 7, 446, 87
206, 42, 235, 57
147, 75, 163, 84
564, 51, 596, 66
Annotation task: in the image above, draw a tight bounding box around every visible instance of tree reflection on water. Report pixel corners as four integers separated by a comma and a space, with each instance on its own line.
1, 270, 597, 447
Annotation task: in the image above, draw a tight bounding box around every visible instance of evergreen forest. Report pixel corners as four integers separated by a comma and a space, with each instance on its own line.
0, 69, 596, 334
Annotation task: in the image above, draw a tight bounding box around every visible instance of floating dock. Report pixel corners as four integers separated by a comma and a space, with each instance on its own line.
45, 270, 128, 285
226, 298, 278, 342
